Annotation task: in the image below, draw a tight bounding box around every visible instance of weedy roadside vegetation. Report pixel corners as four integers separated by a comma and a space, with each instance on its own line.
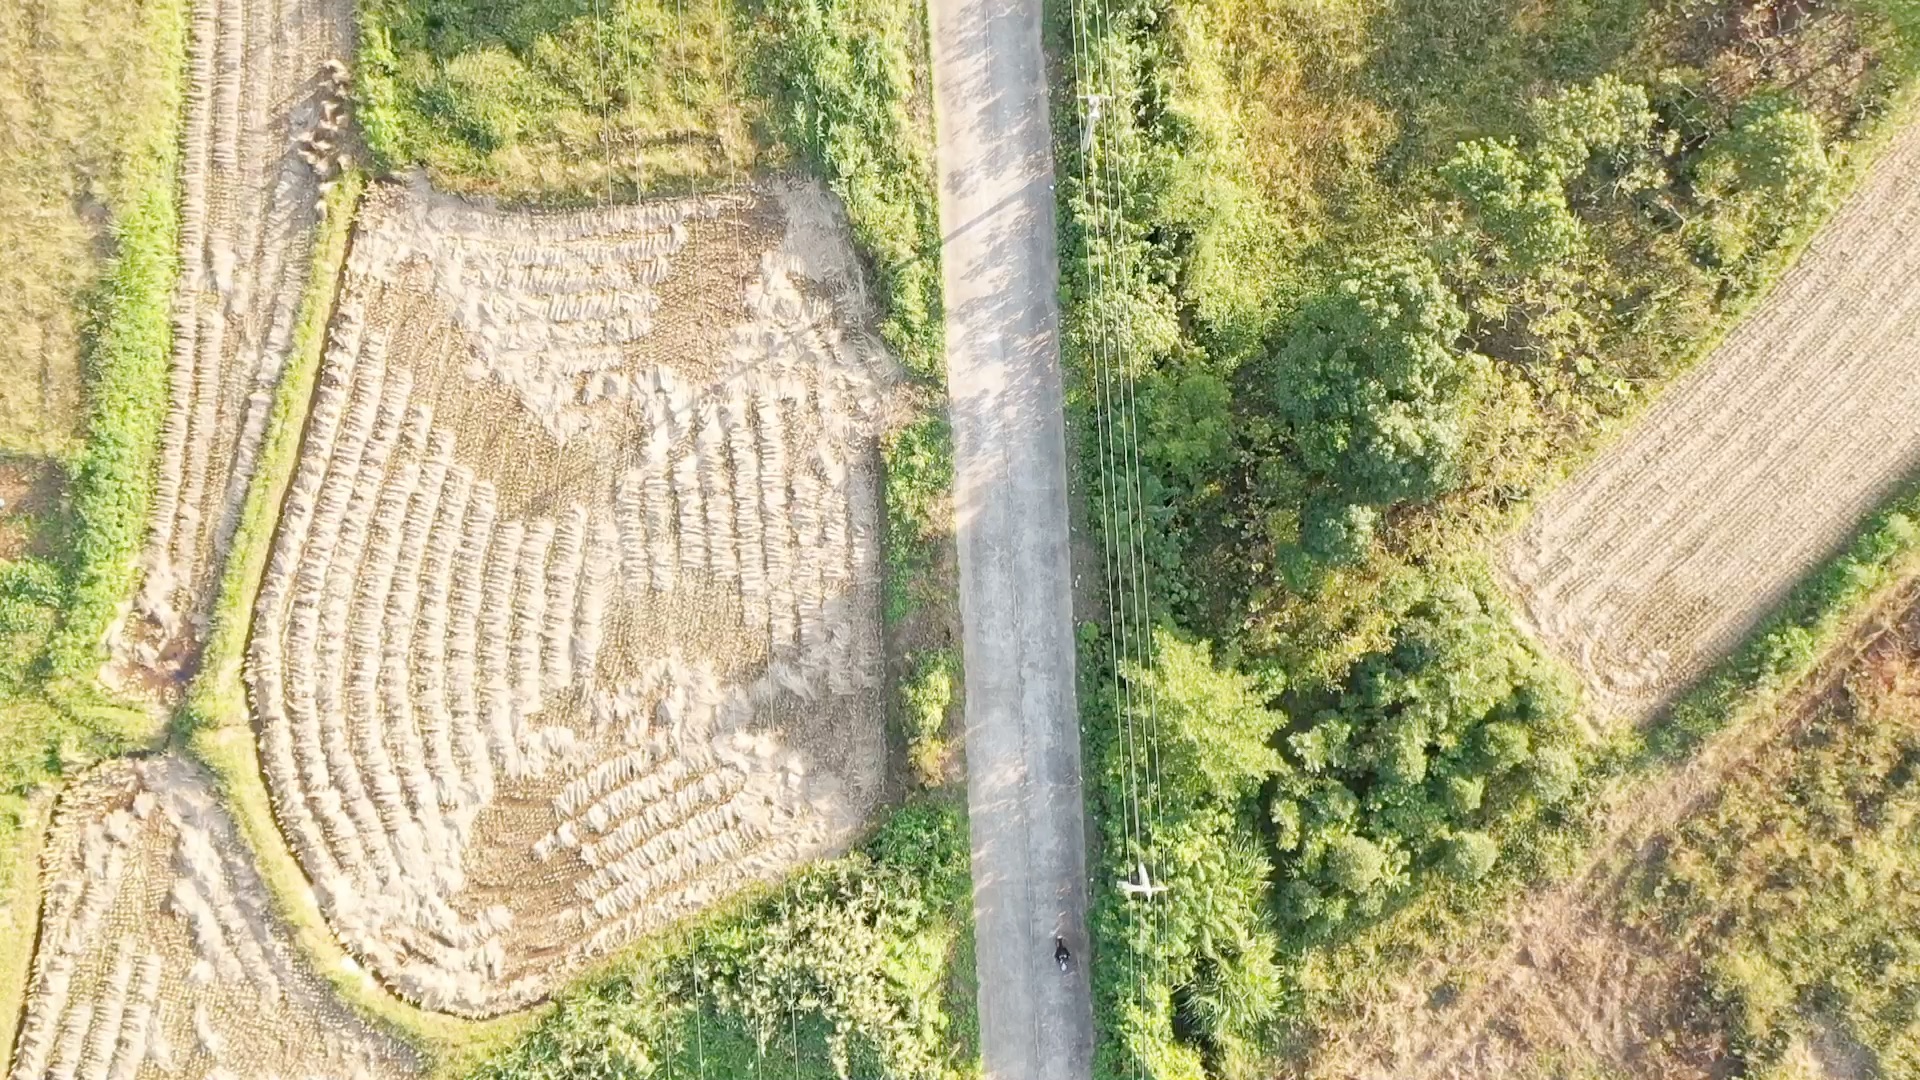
475, 803, 977, 1080
1053, 0, 1920, 1073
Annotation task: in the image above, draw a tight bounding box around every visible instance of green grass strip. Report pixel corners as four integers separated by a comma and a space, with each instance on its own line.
42, 2, 188, 695
180, 172, 365, 736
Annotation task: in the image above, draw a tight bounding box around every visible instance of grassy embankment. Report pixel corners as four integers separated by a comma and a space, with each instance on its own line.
346, 0, 979, 1074
1607, 593, 1920, 1078
0, 0, 188, 1050
1050, 0, 1920, 1073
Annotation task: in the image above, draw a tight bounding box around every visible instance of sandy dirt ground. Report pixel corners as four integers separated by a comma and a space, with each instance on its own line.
930, 0, 1095, 1075
110, 0, 354, 684
9, 754, 420, 1080
1505, 120, 1920, 727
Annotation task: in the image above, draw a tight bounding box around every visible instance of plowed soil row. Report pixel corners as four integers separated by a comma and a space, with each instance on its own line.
1505, 120, 1920, 727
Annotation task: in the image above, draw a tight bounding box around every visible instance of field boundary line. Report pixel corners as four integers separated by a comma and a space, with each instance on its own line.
0, 793, 55, 1064
166, 173, 537, 1073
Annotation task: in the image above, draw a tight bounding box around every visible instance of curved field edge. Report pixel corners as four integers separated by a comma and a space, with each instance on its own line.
167, 163, 970, 1076
0, 795, 53, 1063
169, 173, 540, 1072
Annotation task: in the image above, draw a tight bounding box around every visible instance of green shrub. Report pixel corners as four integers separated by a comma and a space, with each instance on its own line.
1689, 95, 1834, 279
881, 414, 954, 623
1440, 830, 1499, 883
1265, 256, 1479, 571
1441, 139, 1586, 274
901, 648, 957, 785
0, 559, 62, 690
1267, 578, 1581, 942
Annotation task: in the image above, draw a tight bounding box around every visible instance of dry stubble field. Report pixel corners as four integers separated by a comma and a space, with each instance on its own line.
110, 0, 354, 681
1505, 119, 1920, 727
242, 179, 896, 1016
10, 755, 420, 1080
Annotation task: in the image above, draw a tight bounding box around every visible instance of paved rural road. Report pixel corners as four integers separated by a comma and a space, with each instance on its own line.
928, 0, 1096, 1076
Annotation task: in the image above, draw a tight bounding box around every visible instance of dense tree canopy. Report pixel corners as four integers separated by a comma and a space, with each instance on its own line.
1268, 580, 1581, 943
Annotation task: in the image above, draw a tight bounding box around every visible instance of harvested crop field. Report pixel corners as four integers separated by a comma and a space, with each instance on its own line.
1505, 120, 1920, 727
244, 179, 894, 1016
10, 754, 419, 1080
111, 0, 354, 680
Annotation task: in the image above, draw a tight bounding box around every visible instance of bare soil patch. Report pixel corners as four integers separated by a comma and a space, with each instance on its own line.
244, 179, 897, 1016
1505, 119, 1920, 727
9, 754, 420, 1080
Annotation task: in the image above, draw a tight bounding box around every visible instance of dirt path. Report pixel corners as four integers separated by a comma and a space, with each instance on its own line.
111, 0, 354, 683
928, 0, 1095, 1075
1506, 120, 1920, 727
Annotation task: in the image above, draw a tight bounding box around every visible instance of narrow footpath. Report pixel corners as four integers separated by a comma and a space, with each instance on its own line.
927, 0, 1096, 1076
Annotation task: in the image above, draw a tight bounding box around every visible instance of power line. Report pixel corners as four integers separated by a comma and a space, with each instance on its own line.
1066, 0, 1173, 1060
1063, 0, 1160, 1072
693, 961, 709, 1080
594, 0, 612, 203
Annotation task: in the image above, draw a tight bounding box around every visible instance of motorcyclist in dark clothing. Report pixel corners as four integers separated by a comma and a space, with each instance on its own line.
1054, 936, 1072, 973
